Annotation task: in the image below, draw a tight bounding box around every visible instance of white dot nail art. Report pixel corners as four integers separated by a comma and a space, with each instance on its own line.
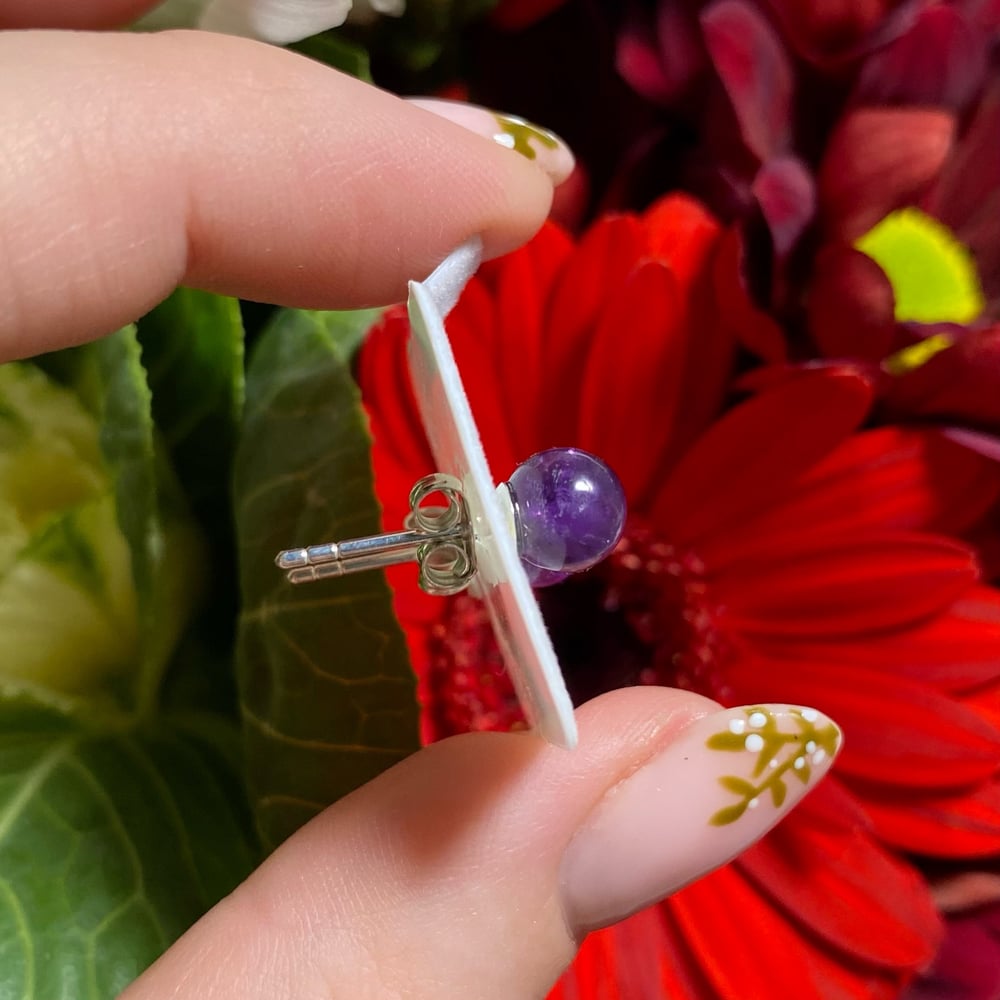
729, 718, 747, 735
744, 733, 765, 753
748, 711, 768, 729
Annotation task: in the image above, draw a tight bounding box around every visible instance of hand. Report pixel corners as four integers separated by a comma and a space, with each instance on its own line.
0, 1, 555, 359
2, 7, 839, 998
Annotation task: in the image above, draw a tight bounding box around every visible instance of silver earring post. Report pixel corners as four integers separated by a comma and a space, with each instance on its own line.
275, 473, 477, 596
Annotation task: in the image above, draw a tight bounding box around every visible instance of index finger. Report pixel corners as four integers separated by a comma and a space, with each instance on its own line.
0, 29, 555, 359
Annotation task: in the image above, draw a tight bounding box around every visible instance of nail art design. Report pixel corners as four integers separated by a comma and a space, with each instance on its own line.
491, 114, 560, 162
706, 706, 842, 826
405, 99, 576, 184
559, 702, 841, 930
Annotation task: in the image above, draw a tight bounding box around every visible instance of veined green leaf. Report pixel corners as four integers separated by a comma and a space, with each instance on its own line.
0, 698, 256, 1000
235, 308, 417, 851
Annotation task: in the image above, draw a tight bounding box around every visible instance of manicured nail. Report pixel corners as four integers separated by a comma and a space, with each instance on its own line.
560, 704, 842, 932
407, 98, 575, 185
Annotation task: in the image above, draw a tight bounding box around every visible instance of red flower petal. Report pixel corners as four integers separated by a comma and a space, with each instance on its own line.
765, 0, 904, 66
727, 658, 1000, 788
652, 370, 872, 545
855, 4, 987, 110
551, 904, 712, 1000
783, 587, 1000, 694
753, 155, 816, 257
543, 215, 646, 444
716, 532, 979, 637
819, 107, 955, 243
643, 194, 721, 284
481, 223, 574, 460
490, 0, 568, 30
883, 324, 1000, 431
863, 779, 1000, 857
740, 784, 942, 968
699, 427, 1000, 570
925, 80, 1000, 297
808, 243, 897, 361
447, 298, 520, 480
616, 19, 671, 105
668, 861, 912, 998
713, 226, 788, 362
578, 260, 684, 506
701, 0, 794, 162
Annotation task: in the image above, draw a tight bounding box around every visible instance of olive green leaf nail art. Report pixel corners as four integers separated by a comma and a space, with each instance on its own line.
707, 707, 841, 826
492, 113, 559, 161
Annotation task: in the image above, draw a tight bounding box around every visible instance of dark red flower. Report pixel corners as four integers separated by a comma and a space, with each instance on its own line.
904, 873, 1000, 1000
358, 197, 1000, 998
490, 0, 571, 30
609, 1, 1000, 438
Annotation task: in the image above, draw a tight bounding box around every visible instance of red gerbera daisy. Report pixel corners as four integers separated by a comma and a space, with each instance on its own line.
358, 195, 1000, 999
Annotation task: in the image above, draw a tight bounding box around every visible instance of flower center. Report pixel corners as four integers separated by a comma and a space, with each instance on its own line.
425, 593, 528, 737
424, 523, 729, 737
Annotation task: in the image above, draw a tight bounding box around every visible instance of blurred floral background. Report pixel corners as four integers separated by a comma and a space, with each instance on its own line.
2, 1, 999, 998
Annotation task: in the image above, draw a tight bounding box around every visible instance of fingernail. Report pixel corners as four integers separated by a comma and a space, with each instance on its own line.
407, 98, 575, 185
560, 704, 842, 932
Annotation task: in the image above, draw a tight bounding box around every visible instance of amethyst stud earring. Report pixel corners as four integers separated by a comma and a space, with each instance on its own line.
275, 447, 626, 596
500, 448, 627, 587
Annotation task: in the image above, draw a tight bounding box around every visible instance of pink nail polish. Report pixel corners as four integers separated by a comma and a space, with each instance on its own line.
560, 704, 842, 932
406, 98, 575, 185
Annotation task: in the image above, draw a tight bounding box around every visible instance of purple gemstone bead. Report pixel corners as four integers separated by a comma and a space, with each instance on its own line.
505, 448, 627, 588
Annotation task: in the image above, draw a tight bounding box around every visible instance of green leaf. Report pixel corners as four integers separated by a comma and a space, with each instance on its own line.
234, 307, 417, 851
752, 741, 782, 779
290, 31, 373, 81
25, 331, 205, 713
718, 775, 756, 797
706, 730, 748, 752
92, 330, 158, 610
135, 292, 246, 715
136, 289, 245, 535
769, 780, 787, 808
0, 698, 256, 1000
709, 801, 749, 827
92, 330, 205, 715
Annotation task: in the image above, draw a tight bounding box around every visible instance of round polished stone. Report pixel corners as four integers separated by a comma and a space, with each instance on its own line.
505, 448, 627, 587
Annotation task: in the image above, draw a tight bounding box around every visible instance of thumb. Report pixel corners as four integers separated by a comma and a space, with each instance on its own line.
120, 688, 841, 1000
